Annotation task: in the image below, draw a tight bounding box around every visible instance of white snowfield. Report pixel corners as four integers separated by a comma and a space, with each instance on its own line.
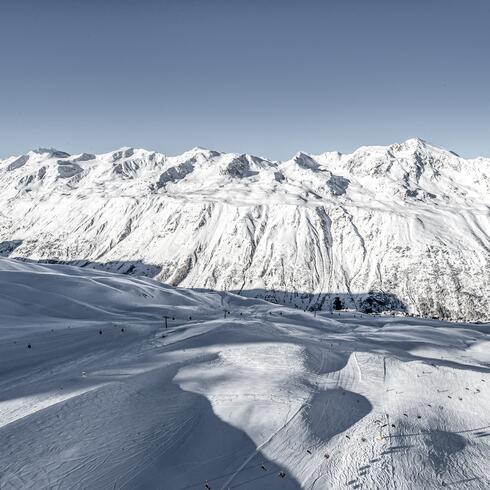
1, 138, 489, 322
0, 258, 488, 489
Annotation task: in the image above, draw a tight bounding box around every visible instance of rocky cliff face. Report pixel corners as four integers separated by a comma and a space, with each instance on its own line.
1, 139, 489, 321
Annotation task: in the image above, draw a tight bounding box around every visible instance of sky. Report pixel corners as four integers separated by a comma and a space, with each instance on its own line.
1, 0, 489, 160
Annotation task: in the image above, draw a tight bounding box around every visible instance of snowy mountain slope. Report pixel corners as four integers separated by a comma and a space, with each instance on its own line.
0, 258, 489, 489
1, 139, 489, 321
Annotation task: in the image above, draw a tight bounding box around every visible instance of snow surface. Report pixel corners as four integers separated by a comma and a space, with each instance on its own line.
1, 139, 489, 322
0, 258, 489, 489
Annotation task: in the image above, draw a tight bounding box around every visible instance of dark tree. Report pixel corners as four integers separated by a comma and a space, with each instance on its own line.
333, 296, 343, 311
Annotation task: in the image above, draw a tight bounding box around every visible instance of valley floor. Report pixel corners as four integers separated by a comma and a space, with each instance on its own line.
0, 259, 488, 489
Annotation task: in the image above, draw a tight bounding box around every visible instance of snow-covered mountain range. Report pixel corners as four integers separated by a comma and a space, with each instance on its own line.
1, 138, 489, 321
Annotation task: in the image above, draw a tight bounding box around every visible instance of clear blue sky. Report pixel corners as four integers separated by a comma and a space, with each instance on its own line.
1, 0, 489, 159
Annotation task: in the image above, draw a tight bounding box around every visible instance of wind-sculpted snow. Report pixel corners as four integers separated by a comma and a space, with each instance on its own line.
0, 258, 489, 489
1, 139, 489, 321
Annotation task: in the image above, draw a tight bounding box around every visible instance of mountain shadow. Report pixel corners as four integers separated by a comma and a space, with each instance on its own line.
234, 288, 407, 315
1, 249, 407, 315
0, 243, 161, 277
0, 356, 301, 489
0, 240, 23, 257
34, 258, 162, 277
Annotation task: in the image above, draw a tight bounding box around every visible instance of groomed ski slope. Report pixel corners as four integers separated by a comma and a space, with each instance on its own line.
0, 258, 489, 489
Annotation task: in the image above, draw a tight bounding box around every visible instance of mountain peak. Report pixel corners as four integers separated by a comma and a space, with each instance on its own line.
403, 137, 427, 147
31, 148, 71, 158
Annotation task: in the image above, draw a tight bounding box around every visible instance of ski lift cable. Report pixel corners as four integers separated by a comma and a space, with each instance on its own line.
228, 470, 286, 489
175, 460, 284, 490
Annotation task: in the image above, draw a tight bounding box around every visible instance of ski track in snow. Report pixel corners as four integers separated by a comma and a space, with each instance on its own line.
0, 258, 489, 489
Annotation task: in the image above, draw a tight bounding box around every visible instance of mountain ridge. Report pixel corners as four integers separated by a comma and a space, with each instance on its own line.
1, 139, 489, 321
3, 136, 489, 163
